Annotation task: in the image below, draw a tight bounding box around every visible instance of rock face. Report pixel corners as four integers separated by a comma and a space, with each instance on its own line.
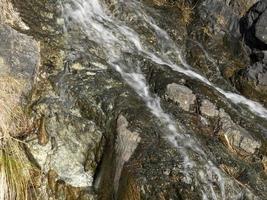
0, 24, 38, 78
0, 23, 39, 138
255, 7, 267, 45
1, 0, 267, 200
240, 0, 267, 50
27, 103, 103, 187
234, 0, 267, 106
218, 109, 261, 155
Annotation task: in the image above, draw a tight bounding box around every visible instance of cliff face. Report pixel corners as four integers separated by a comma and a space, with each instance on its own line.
0, 0, 267, 200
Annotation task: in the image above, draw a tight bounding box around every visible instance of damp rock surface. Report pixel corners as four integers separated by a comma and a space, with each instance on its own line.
1, 0, 267, 200
166, 83, 196, 111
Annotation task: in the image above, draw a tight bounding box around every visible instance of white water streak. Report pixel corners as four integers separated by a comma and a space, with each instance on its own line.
62, 0, 262, 199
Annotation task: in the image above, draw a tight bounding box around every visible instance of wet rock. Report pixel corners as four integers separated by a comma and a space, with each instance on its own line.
246, 62, 267, 85
0, 22, 39, 139
27, 100, 103, 188
199, 0, 238, 34
218, 109, 261, 155
114, 115, 141, 194
166, 83, 196, 111
200, 99, 219, 117
3, 0, 267, 199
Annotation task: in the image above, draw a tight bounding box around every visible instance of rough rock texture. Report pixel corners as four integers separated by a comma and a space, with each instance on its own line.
218, 109, 261, 155
240, 0, 267, 49
255, 9, 267, 45
0, 1, 103, 199
233, 0, 267, 106
0, 24, 38, 78
114, 115, 141, 194
166, 83, 196, 111
0, 0, 29, 29
200, 99, 219, 117
26, 102, 103, 187
1, 0, 267, 199
0, 22, 39, 139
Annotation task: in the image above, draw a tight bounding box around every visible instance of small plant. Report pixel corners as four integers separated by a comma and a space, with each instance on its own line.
237, 0, 255, 16
216, 14, 227, 28
175, 0, 194, 27
0, 75, 35, 200
201, 24, 213, 38
0, 139, 33, 200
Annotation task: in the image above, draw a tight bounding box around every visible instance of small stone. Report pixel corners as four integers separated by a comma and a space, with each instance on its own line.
166, 83, 196, 111
200, 99, 219, 117
57, 18, 65, 26
114, 115, 141, 193
72, 63, 84, 70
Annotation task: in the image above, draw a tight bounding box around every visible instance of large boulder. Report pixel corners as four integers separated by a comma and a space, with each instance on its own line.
234, 61, 267, 106
240, 0, 267, 50
234, 0, 267, 106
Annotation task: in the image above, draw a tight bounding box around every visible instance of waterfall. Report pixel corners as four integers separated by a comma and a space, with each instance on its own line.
61, 0, 264, 199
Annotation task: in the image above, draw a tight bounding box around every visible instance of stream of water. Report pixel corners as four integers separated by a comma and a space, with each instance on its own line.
62, 0, 266, 199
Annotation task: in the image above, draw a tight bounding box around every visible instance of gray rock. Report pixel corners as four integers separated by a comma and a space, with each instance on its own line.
219, 109, 261, 154
114, 115, 141, 194
235, 0, 267, 106
247, 62, 267, 85
5, 0, 266, 198
0, 24, 39, 79
166, 83, 196, 111
200, 99, 219, 117
27, 101, 103, 188
198, 0, 243, 36
255, 9, 267, 45
240, 0, 267, 49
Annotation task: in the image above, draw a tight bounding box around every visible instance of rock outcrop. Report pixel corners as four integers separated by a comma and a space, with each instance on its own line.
0, 0, 266, 200
234, 0, 267, 106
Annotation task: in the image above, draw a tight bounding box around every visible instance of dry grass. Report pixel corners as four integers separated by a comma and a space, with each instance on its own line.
200, 24, 213, 37
0, 75, 33, 137
175, 0, 194, 26
0, 139, 33, 200
0, 74, 35, 200
238, 0, 255, 16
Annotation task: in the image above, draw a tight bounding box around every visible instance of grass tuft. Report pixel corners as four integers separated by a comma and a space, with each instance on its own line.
0, 74, 35, 200
0, 139, 32, 200
0, 75, 29, 137
174, 0, 194, 27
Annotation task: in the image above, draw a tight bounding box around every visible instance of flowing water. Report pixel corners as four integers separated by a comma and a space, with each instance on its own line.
61, 0, 267, 199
